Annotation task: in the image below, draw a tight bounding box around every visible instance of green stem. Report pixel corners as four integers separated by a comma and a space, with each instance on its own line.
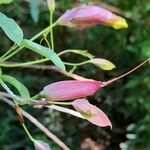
0, 59, 91, 68
0, 22, 58, 62
31, 21, 58, 41
0, 44, 17, 61
63, 60, 91, 66
44, 37, 51, 49
31, 91, 44, 100
0, 58, 49, 68
50, 12, 54, 50
22, 124, 35, 142
58, 49, 94, 59
58, 49, 85, 56
58, 50, 77, 56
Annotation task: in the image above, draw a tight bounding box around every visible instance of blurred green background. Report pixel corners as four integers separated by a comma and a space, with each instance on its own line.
0, 0, 150, 149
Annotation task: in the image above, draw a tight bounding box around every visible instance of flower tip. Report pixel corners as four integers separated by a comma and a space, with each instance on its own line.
107, 121, 112, 129
105, 62, 116, 70
90, 58, 116, 70
112, 18, 128, 29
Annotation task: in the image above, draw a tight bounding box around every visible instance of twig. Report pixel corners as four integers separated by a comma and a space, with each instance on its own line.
2, 63, 93, 81
0, 95, 70, 150
0, 91, 84, 119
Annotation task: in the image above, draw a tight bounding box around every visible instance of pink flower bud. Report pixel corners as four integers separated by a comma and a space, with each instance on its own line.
58, 5, 128, 29
72, 99, 112, 128
43, 80, 101, 101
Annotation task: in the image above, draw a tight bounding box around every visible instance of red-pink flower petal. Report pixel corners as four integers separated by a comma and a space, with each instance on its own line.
43, 80, 101, 101
72, 99, 112, 128
58, 5, 128, 29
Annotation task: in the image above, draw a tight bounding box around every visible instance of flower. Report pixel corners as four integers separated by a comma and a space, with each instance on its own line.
43, 80, 101, 101
89, 58, 116, 70
58, 5, 128, 29
72, 99, 112, 128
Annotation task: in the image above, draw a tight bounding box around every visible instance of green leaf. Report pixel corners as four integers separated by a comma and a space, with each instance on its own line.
0, 0, 13, 4
29, 0, 41, 22
21, 39, 66, 70
1, 75, 30, 99
0, 12, 23, 45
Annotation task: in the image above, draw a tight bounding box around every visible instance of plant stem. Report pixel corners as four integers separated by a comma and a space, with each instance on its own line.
63, 60, 91, 66
22, 124, 35, 142
0, 44, 17, 61
0, 59, 49, 68
0, 59, 91, 68
50, 12, 54, 50
31, 92, 44, 100
0, 22, 58, 62
102, 57, 150, 87
58, 49, 81, 56
44, 37, 51, 49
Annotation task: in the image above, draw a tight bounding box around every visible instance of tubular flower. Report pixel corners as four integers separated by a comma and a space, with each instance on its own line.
72, 99, 112, 128
43, 80, 101, 101
57, 5, 128, 29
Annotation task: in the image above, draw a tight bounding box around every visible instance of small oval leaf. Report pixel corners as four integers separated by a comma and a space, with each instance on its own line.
0, 12, 23, 45
21, 39, 66, 70
1, 75, 30, 98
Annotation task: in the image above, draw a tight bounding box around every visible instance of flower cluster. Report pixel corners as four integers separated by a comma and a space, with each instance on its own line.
42, 4, 128, 128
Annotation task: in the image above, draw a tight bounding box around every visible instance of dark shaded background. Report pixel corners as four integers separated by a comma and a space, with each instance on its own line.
0, 0, 150, 149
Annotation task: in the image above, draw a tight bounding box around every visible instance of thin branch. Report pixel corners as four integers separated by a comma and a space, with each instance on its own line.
102, 57, 150, 87
2, 63, 94, 81
0, 95, 70, 150
0, 91, 84, 119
